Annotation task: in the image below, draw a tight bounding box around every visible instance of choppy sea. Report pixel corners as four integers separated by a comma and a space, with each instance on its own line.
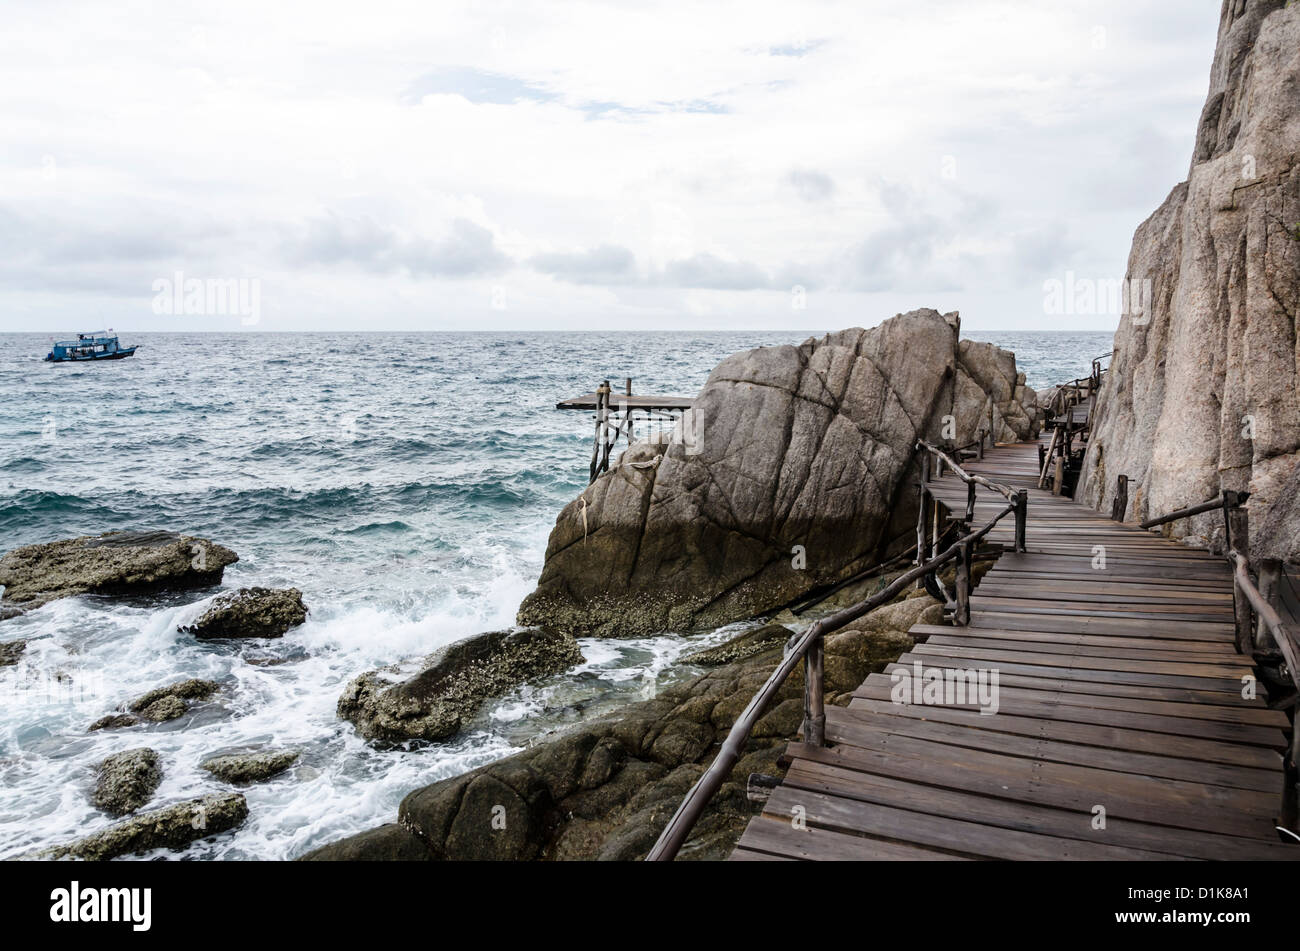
0, 329, 1111, 859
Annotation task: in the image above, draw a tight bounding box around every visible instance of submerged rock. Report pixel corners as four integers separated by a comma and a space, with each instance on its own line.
92, 748, 162, 816
88, 713, 140, 732
181, 587, 308, 639
0, 639, 26, 666
0, 530, 238, 611
137, 696, 187, 722
87, 678, 223, 726
1080, 2, 1300, 558
35, 793, 248, 861
517, 309, 1040, 637
201, 750, 299, 784
129, 678, 219, 713
338, 627, 583, 744
683, 622, 793, 666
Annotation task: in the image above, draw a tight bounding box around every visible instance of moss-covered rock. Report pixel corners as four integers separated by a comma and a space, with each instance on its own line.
201, 750, 299, 784
33, 794, 247, 860
92, 748, 162, 816
181, 587, 308, 639
338, 627, 583, 744
0, 531, 237, 611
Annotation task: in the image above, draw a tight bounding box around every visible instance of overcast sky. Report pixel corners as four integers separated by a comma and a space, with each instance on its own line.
0, 1, 1222, 333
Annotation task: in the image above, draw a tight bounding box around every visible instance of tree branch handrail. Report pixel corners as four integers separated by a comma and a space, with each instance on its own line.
1229, 550, 1299, 693
1138, 490, 1248, 530
916, 439, 1018, 502
644, 489, 1019, 861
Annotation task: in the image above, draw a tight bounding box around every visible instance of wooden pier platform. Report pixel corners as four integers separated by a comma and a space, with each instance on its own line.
732, 437, 1298, 861
556, 392, 692, 412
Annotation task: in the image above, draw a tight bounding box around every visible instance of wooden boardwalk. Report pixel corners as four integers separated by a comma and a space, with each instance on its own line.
732, 438, 1297, 861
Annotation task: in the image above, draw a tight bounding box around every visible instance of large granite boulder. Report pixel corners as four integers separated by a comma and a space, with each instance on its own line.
517, 309, 1038, 637
955, 340, 1040, 443
92, 748, 162, 816
1080, 1, 1300, 562
180, 587, 308, 639
338, 627, 583, 744
0, 531, 238, 612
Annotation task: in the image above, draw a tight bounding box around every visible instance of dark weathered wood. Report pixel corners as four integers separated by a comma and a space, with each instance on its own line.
953, 539, 971, 626
1111, 474, 1128, 521
802, 637, 825, 746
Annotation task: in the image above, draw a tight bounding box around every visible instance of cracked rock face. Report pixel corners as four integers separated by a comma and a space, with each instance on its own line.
0, 530, 238, 611
517, 309, 1039, 637
181, 587, 308, 639
1081, 1, 1300, 562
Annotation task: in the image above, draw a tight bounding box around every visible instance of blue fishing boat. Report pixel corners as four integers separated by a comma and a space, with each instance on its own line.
44, 331, 138, 362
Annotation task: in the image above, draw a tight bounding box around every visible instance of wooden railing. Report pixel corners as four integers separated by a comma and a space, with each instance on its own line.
645, 441, 1026, 861
1037, 355, 1111, 496
1131, 487, 1299, 826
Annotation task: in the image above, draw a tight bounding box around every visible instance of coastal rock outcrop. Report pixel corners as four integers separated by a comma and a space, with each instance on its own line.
181, 587, 308, 639
517, 309, 1039, 637
32, 793, 248, 861
1080, 1, 1300, 563
0, 530, 238, 612
306, 587, 945, 861
92, 748, 162, 816
201, 750, 299, 784
338, 627, 583, 744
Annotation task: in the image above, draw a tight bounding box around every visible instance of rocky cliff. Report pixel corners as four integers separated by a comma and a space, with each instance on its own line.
517, 309, 1040, 637
1081, 0, 1299, 562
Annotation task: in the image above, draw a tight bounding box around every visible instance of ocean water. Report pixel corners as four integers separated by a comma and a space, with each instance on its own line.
0, 329, 1112, 859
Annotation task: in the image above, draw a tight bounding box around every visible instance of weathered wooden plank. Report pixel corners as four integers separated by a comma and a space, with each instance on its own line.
849, 692, 1282, 769
910, 642, 1252, 679
828, 699, 1283, 784
813, 722, 1279, 835
781, 755, 1295, 860
733, 814, 969, 861
761, 785, 1189, 860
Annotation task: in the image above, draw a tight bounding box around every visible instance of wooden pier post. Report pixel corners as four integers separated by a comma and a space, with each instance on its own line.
953, 539, 972, 626
1111, 474, 1128, 521
1222, 491, 1252, 655
802, 637, 826, 746
1014, 489, 1028, 553
1255, 559, 1282, 651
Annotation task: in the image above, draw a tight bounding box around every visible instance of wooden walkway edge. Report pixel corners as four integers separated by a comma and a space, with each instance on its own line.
732, 438, 1298, 861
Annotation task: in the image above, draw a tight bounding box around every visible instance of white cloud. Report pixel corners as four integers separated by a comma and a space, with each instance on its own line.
0, 0, 1222, 331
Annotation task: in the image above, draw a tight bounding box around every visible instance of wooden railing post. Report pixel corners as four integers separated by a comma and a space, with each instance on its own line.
1110, 474, 1128, 521
953, 539, 972, 626
1223, 491, 1252, 655
802, 636, 825, 746
1255, 559, 1282, 651
977, 430, 986, 460
1014, 489, 1028, 553
965, 479, 976, 523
